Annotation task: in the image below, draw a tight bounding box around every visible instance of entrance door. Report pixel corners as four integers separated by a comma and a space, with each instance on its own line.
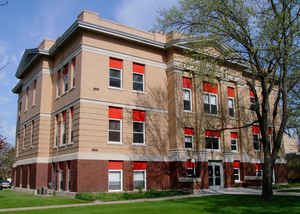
208, 162, 223, 189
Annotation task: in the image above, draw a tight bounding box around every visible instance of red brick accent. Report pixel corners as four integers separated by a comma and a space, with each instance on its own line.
274, 163, 288, 183
223, 162, 233, 188
35, 163, 48, 189
146, 162, 170, 190
77, 160, 108, 192
123, 161, 133, 191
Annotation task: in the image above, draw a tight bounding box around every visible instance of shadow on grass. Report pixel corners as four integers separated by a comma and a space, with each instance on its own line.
168, 195, 300, 214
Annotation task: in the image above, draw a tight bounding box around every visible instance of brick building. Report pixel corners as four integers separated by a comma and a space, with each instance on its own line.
12, 10, 292, 192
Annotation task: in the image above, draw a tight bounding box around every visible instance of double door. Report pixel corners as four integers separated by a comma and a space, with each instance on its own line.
208, 162, 223, 189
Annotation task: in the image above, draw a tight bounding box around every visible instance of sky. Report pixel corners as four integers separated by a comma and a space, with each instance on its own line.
0, 0, 177, 146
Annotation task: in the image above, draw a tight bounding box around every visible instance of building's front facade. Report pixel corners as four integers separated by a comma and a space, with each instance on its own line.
12, 10, 291, 193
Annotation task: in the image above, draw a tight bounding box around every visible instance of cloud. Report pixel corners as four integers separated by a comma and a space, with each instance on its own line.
114, 0, 177, 31
0, 120, 15, 146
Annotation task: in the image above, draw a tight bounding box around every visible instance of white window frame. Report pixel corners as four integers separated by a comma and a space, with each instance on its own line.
133, 72, 144, 92
63, 65, 69, 93
231, 137, 238, 152
205, 136, 221, 152
108, 119, 122, 144
133, 121, 145, 145
204, 93, 218, 115
108, 170, 123, 192
109, 68, 123, 89
183, 88, 192, 112
233, 167, 240, 182
253, 133, 260, 152
69, 111, 74, 144
184, 134, 193, 150
228, 97, 235, 118
133, 170, 146, 191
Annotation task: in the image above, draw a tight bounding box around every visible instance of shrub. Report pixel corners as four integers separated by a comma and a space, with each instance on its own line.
75, 192, 96, 201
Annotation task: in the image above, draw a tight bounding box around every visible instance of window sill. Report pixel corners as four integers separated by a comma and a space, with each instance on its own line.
108, 86, 123, 91
234, 180, 243, 183
231, 150, 239, 153
206, 149, 221, 152
108, 141, 122, 145
132, 90, 145, 94
132, 143, 146, 146
184, 110, 193, 113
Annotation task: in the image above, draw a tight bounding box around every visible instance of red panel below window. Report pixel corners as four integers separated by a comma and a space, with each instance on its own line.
187, 159, 195, 168
132, 110, 145, 122
256, 163, 263, 170
252, 125, 260, 134
268, 128, 272, 135
110, 58, 123, 69
205, 130, 220, 137
133, 162, 146, 170
203, 82, 218, 94
233, 161, 240, 168
109, 107, 123, 119
249, 89, 254, 97
183, 77, 192, 89
108, 161, 123, 170
184, 128, 194, 135
231, 132, 238, 139
228, 87, 235, 97
133, 63, 145, 74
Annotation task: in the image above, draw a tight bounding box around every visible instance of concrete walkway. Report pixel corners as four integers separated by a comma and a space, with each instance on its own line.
1, 188, 299, 213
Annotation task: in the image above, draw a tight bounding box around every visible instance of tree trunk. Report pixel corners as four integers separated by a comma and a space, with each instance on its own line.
262, 154, 273, 200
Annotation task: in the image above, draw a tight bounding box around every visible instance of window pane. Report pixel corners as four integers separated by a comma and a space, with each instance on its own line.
205, 137, 212, 149
183, 90, 190, 101
133, 122, 144, 132
204, 94, 209, 104
184, 100, 191, 111
228, 99, 234, 108
109, 171, 121, 190
133, 133, 144, 143
133, 82, 143, 91
213, 138, 219, 150
110, 69, 121, 78
211, 105, 218, 114
229, 108, 235, 117
185, 136, 193, 149
110, 78, 121, 88
210, 95, 217, 105
109, 131, 120, 142
133, 73, 143, 82
204, 103, 210, 113
134, 171, 145, 189
109, 120, 120, 130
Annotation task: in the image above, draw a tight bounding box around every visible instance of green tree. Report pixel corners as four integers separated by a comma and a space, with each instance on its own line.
157, 0, 300, 200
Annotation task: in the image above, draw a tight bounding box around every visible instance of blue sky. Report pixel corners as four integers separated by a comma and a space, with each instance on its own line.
0, 0, 177, 145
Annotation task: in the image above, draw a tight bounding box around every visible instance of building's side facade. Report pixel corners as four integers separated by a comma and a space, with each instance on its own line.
12, 10, 289, 192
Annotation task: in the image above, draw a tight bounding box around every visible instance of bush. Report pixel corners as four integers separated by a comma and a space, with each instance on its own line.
75, 192, 96, 201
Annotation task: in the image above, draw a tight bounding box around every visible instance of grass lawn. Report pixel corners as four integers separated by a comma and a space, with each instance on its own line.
0, 190, 85, 209
5, 195, 300, 214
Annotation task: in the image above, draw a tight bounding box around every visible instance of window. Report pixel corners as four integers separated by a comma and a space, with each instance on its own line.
25, 87, 29, 110
132, 110, 145, 144
67, 163, 71, 191
205, 130, 220, 150
231, 132, 238, 152
18, 102, 22, 121
55, 115, 59, 147
31, 120, 34, 147
32, 80, 37, 105
233, 161, 240, 182
187, 159, 196, 177
108, 107, 123, 143
256, 163, 263, 176
63, 64, 69, 93
133, 63, 144, 91
133, 162, 146, 190
108, 161, 123, 191
69, 107, 74, 144
72, 57, 76, 88
250, 90, 256, 111
184, 128, 193, 149
57, 71, 62, 97
23, 124, 27, 149
203, 82, 218, 114
52, 164, 57, 190
252, 125, 260, 151
59, 169, 64, 191
109, 58, 123, 88
228, 87, 235, 117
61, 111, 67, 145
182, 77, 192, 111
